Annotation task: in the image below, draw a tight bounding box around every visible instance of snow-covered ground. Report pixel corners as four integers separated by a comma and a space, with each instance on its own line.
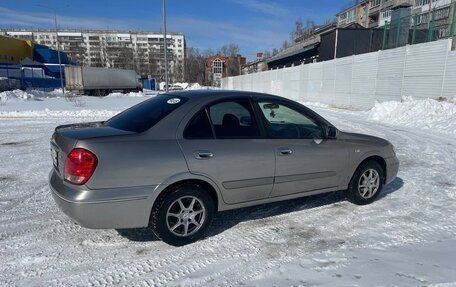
1, 90, 455, 286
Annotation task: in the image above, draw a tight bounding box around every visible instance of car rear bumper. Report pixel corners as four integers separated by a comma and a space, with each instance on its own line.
385, 156, 399, 184
49, 170, 153, 229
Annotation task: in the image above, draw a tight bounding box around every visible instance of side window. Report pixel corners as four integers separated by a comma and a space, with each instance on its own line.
208, 100, 260, 138
258, 101, 323, 139
184, 110, 214, 139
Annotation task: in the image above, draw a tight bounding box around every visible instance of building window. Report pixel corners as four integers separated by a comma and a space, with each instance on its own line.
338, 9, 355, 25
212, 58, 223, 74
371, 0, 381, 8
435, 7, 450, 21
381, 10, 392, 19
415, 0, 430, 7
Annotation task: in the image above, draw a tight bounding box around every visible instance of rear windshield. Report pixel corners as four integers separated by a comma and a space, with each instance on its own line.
105, 95, 188, 133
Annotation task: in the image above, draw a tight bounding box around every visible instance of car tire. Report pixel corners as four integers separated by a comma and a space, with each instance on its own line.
150, 184, 214, 246
347, 161, 384, 205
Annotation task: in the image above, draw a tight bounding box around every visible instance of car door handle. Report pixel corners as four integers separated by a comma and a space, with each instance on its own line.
278, 148, 293, 156
194, 151, 214, 160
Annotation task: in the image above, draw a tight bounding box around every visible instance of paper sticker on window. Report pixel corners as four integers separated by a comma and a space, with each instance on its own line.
167, 98, 181, 104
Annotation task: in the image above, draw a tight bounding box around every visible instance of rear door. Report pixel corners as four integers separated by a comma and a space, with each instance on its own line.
254, 99, 348, 198
178, 98, 275, 204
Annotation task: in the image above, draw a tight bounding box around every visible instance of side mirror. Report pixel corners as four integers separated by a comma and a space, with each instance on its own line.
325, 126, 337, 139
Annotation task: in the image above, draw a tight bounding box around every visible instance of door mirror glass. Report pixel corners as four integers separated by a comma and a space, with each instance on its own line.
326, 126, 337, 139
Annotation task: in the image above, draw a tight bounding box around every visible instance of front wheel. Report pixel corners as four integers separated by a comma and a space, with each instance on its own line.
150, 185, 214, 246
347, 161, 384, 205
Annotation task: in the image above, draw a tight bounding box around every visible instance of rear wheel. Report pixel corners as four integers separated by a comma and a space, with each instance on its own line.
347, 161, 384, 205
150, 184, 214, 246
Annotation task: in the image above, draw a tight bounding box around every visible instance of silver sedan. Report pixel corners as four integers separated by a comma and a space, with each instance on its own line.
49, 90, 399, 246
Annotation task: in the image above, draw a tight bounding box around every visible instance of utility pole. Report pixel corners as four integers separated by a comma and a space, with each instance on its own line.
36, 4, 66, 96
54, 11, 65, 96
162, 0, 169, 92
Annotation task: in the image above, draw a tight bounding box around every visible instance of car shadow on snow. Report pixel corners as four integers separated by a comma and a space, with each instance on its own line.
117, 177, 404, 242
117, 227, 159, 242
208, 177, 404, 239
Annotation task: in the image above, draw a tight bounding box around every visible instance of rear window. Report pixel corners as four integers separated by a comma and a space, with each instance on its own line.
105, 95, 188, 133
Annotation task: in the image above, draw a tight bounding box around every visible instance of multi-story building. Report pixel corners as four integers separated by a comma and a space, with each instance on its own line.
412, 0, 455, 37
337, 0, 455, 29
0, 29, 186, 82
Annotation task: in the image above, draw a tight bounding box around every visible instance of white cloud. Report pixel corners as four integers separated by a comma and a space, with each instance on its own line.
168, 16, 285, 53
231, 0, 289, 17
0, 6, 146, 30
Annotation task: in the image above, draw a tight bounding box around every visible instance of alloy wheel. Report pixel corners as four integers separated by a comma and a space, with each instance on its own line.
358, 168, 380, 199
166, 196, 206, 237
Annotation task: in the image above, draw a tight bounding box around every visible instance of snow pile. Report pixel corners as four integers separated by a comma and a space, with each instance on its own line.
28, 89, 64, 98
368, 97, 456, 135
173, 82, 190, 89
157, 82, 219, 91
105, 91, 152, 98
0, 109, 118, 118
0, 89, 32, 101
0, 89, 64, 103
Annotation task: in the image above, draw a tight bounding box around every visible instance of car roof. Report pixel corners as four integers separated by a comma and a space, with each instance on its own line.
165, 89, 283, 102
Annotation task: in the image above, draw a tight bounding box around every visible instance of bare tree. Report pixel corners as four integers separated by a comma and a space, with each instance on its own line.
281, 40, 291, 51
227, 59, 240, 77
219, 44, 240, 57
291, 17, 315, 42
184, 47, 205, 84
272, 48, 279, 56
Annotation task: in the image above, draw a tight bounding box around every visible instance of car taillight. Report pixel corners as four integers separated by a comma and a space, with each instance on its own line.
64, 148, 98, 185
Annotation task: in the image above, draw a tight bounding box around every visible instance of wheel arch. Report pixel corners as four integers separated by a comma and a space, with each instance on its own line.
352, 155, 387, 184
148, 174, 222, 220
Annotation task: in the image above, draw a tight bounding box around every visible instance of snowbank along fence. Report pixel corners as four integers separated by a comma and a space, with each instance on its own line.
222, 39, 456, 110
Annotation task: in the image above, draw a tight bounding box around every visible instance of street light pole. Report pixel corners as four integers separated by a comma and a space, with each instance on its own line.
37, 4, 66, 96
53, 10, 65, 96
162, 0, 169, 92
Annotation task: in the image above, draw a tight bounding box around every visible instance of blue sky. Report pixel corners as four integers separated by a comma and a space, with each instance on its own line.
0, 0, 354, 59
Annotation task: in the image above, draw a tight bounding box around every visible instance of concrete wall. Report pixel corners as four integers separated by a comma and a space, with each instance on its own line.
222, 39, 455, 110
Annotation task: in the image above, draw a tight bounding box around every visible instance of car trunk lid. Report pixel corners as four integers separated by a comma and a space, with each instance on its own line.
50, 121, 134, 177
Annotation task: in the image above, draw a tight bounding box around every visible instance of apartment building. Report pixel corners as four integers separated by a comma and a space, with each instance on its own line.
337, 0, 455, 29
0, 29, 186, 82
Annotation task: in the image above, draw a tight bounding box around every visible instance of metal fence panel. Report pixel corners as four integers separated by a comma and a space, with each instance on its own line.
441, 50, 456, 98
376, 46, 407, 102
350, 52, 378, 110
221, 38, 454, 110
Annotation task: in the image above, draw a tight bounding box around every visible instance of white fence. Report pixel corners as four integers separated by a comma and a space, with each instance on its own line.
222, 39, 456, 110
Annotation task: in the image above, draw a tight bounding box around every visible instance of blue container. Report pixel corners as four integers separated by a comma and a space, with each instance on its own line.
33, 44, 71, 65
140, 77, 156, 90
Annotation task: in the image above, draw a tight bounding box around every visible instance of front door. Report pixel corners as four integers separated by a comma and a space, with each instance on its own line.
255, 100, 348, 198
179, 99, 275, 204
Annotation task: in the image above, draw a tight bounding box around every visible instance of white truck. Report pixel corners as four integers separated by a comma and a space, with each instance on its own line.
65, 66, 142, 96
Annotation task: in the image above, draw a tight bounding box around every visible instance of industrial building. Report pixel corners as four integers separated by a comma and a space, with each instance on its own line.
0, 29, 186, 82
0, 35, 72, 91
0, 35, 33, 65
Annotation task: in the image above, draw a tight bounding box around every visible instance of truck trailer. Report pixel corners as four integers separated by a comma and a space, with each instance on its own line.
65, 66, 142, 96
